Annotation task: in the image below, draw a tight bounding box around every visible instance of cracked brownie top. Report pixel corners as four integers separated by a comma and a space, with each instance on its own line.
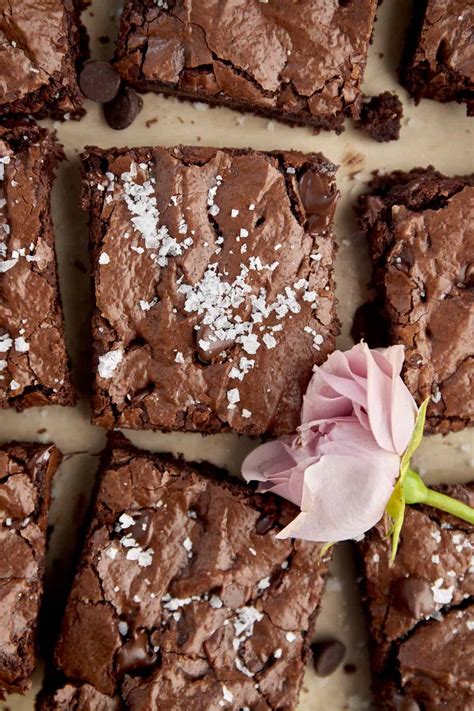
356, 168, 474, 434
358, 482, 474, 711
0, 0, 87, 120
40, 440, 331, 710
359, 483, 474, 711
401, 0, 474, 115
114, 0, 378, 132
0, 123, 75, 409
82, 144, 339, 436
0, 442, 61, 698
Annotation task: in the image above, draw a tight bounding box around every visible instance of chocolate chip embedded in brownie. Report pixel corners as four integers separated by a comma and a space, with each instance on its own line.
0, 123, 75, 409
82, 144, 340, 435
401, 0, 474, 115
114, 0, 378, 133
0, 0, 88, 120
358, 483, 474, 710
356, 168, 474, 434
38, 438, 332, 710
0, 442, 61, 699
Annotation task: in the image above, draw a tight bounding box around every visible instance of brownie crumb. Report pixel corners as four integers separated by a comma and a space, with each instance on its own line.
357, 92, 403, 142
343, 663, 357, 674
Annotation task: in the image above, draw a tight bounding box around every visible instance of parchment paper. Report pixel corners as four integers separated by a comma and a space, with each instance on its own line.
1, 1, 473, 709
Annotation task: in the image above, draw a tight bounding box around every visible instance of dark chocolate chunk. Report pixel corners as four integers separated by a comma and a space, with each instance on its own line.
104, 86, 143, 130
79, 61, 121, 103
392, 577, 435, 618
115, 631, 157, 677
256, 511, 279, 535
298, 171, 339, 232
311, 639, 346, 677
393, 694, 421, 711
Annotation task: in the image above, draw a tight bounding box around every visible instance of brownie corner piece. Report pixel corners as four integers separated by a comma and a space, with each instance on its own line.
400, 0, 473, 114
82, 144, 339, 435
0, 0, 87, 120
0, 442, 61, 698
358, 482, 474, 710
356, 168, 474, 434
0, 122, 75, 410
114, 0, 378, 132
41, 441, 332, 710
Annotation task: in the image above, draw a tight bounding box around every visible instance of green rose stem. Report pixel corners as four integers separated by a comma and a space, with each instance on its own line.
404, 468, 474, 524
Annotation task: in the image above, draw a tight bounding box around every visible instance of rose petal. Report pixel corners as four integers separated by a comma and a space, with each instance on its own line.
241, 438, 297, 484
365, 345, 397, 452
276, 450, 399, 542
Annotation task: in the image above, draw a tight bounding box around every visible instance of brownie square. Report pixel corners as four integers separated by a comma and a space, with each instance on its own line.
401, 0, 473, 115
358, 483, 474, 711
0, 123, 75, 409
0, 442, 61, 698
114, 0, 378, 133
0, 0, 87, 120
356, 168, 474, 434
82, 144, 339, 435
38, 439, 332, 710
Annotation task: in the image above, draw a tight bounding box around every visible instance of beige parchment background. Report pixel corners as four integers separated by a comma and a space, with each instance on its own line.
0, 1, 473, 709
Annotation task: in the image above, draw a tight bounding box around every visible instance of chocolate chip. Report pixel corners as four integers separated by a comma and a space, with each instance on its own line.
255, 512, 278, 535
464, 263, 474, 287
196, 324, 234, 363
79, 61, 121, 103
221, 583, 246, 609
116, 631, 157, 676
298, 170, 339, 232
392, 577, 435, 618
311, 639, 346, 677
129, 512, 154, 548
104, 86, 143, 130
393, 693, 421, 711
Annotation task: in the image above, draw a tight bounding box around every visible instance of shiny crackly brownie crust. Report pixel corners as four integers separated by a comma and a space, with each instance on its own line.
0, 0, 88, 120
0, 442, 61, 698
81, 144, 340, 436
400, 0, 473, 116
356, 168, 474, 434
37, 437, 331, 711
113, 0, 378, 133
357, 483, 473, 710
0, 123, 75, 409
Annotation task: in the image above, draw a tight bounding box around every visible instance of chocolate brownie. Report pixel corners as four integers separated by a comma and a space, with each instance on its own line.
0, 123, 75, 409
82, 144, 339, 435
0, 0, 88, 120
38, 439, 332, 710
358, 483, 474, 710
114, 0, 378, 133
0, 442, 61, 698
356, 168, 474, 434
401, 0, 473, 115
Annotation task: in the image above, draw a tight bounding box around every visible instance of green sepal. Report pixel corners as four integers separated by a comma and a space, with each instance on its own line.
385, 398, 429, 561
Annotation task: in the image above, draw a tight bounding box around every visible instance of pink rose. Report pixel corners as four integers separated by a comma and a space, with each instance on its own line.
242, 343, 418, 542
